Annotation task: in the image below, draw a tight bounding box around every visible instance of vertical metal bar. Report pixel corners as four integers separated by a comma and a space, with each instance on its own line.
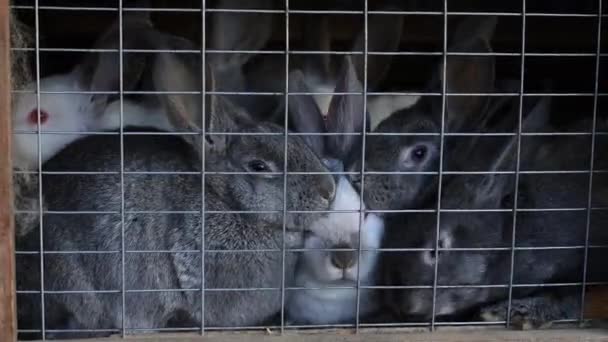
580, 0, 603, 321
200, 0, 207, 335
0, 2, 17, 341
33, 0, 46, 338
506, 0, 527, 327
354, 0, 369, 333
430, 0, 448, 331
118, 0, 126, 336
280, 0, 290, 333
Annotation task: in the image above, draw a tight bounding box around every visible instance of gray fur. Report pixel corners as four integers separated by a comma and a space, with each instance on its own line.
17, 37, 337, 338
355, 16, 499, 212
380, 98, 608, 326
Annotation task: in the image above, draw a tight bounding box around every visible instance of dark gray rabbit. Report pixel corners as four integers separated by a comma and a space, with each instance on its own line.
353, 16, 499, 213
16, 28, 338, 340
380, 97, 608, 328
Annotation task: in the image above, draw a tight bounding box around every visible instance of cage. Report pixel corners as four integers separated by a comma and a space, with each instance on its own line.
1, 0, 608, 341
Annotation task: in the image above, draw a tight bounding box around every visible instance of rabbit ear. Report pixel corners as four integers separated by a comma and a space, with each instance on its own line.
287, 70, 326, 156
350, 10, 404, 89
74, 11, 154, 113
523, 97, 551, 132
443, 16, 498, 131
325, 56, 366, 162
209, 0, 274, 71
153, 49, 239, 156
475, 143, 515, 207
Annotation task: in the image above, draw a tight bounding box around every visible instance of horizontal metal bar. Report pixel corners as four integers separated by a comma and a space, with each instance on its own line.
14, 206, 607, 216
12, 169, 606, 176
13, 130, 604, 137
16, 244, 602, 256
11, 89, 608, 98
19, 281, 599, 296
18, 319, 584, 333
9, 5, 605, 18
10, 47, 604, 58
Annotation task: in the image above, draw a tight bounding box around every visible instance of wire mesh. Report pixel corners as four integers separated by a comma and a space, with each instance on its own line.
7, 0, 608, 339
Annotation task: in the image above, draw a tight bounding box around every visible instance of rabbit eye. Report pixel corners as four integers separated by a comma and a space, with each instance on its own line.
411, 145, 427, 162
27, 109, 49, 126
246, 160, 272, 173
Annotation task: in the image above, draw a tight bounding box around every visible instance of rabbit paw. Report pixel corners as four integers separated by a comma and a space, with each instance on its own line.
479, 298, 558, 330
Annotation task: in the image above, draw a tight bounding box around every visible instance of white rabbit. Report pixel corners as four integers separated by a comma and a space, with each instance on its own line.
11, 14, 176, 170
285, 57, 385, 324
12, 75, 171, 169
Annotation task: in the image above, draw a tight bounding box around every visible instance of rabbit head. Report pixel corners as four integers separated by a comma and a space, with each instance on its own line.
11, 13, 154, 170
152, 47, 337, 234
354, 16, 498, 213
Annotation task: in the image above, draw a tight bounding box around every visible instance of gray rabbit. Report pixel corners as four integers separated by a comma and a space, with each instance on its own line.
380, 95, 608, 328
352, 16, 499, 213
16, 25, 338, 340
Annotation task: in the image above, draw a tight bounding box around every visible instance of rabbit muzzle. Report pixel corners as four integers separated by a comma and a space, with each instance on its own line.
329, 243, 357, 271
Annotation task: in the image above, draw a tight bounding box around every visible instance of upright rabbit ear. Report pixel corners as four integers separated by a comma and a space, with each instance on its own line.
350, 9, 404, 89
443, 16, 498, 131
74, 10, 154, 113
474, 136, 516, 208
325, 56, 366, 162
153, 48, 239, 156
287, 70, 326, 156
522, 97, 551, 133
209, 0, 274, 71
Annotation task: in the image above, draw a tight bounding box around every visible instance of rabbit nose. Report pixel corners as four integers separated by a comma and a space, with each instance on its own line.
330, 245, 356, 270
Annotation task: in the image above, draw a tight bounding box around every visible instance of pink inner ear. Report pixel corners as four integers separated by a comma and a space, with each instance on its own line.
27, 109, 49, 126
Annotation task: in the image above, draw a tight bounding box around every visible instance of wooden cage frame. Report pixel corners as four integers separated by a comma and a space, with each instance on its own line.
1, 0, 607, 341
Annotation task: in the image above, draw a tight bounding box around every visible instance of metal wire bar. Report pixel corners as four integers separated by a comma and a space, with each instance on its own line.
430, 0, 449, 330
32, 0, 46, 338
9, 5, 606, 18
355, 0, 369, 331
17, 281, 596, 296
11, 89, 608, 97
579, 0, 603, 322
13, 206, 604, 215
15, 245, 600, 256
280, 0, 290, 333
12, 170, 606, 176
200, 0, 207, 335
506, 0, 527, 328
117, 1, 127, 337
9, 47, 606, 58
12, 131, 606, 137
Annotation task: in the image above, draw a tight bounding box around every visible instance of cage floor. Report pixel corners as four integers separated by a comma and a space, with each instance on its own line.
34, 327, 608, 342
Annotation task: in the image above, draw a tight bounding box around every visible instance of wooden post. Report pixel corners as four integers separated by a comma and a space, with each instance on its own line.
0, 0, 17, 341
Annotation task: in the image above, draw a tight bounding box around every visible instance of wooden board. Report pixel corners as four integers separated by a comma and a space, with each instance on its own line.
585, 286, 608, 320
0, 1, 17, 342
30, 328, 608, 342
